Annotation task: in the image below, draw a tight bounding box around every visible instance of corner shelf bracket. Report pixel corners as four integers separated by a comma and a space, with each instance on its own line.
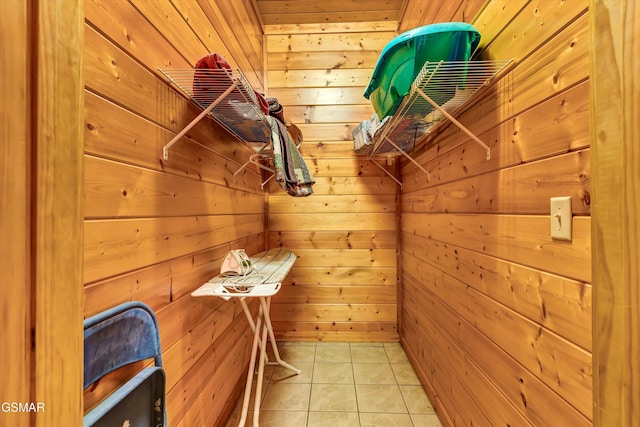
414, 87, 491, 161
369, 157, 403, 188
162, 80, 239, 160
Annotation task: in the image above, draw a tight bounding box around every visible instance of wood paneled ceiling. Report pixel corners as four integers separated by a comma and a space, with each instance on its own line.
254, 0, 405, 25
253, 0, 487, 29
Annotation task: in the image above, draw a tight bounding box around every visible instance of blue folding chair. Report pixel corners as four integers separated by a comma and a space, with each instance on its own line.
84, 301, 166, 427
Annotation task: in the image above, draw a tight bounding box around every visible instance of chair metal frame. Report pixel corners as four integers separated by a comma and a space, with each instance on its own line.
83, 301, 165, 427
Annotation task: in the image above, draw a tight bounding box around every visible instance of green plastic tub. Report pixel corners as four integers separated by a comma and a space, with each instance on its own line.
364, 22, 481, 119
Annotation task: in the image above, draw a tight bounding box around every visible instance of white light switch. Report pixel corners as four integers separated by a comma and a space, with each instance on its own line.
550, 197, 572, 241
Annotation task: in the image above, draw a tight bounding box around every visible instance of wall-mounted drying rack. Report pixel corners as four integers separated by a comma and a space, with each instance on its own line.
366, 59, 513, 186
158, 67, 275, 185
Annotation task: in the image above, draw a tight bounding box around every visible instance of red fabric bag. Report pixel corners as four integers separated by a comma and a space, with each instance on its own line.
193, 53, 269, 114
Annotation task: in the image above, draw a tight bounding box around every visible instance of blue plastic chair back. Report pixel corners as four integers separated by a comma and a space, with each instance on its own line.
84, 301, 165, 427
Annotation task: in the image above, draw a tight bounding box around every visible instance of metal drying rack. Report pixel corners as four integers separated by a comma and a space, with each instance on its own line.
368, 59, 513, 185
158, 68, 274, 184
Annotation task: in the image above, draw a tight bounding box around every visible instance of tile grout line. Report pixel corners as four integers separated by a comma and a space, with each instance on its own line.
227, 341, 441, 427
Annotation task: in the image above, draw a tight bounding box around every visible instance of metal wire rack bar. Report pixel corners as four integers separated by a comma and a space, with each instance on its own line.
369, 59, 513, 163
158, 68, 272, 161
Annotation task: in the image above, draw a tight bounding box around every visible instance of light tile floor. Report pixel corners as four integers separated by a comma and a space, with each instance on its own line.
225, 342, 443, 427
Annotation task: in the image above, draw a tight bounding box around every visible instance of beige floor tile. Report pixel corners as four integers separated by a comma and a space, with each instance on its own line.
315, 344, 353, 362
279, 343, 317, 363
307, 411, 360, 427
313, 362, 354, 384
224, 341, 445, 427
384, 343, 411, 364
391, 363, 421, 385
265, 341, 284, 360
410, 413, 443, 427
317, 341, 351, 347
224, 410, 250, 427
356, 384, 407, 413
261, 383, 311, 410
256, 410, 308, 427
271, 362, 313, 384
353, 362, 396, 385
233, 372, 272, 412
309, 383, 358, 412
400, 385, 435, 414
359, 412, 414, 427
350, 346, 389, 363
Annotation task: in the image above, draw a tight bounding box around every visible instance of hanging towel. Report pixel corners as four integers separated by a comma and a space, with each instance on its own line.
266, 116, 314, 197
267, 97, 285, 123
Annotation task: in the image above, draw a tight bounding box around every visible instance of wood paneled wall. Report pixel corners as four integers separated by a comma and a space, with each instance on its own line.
2, 1, 84, 426
1, 4, 31, 424
398, 1, 592, 426
265, 22, 400, 342
82, 0, 265, 425
591, 1, 640, 425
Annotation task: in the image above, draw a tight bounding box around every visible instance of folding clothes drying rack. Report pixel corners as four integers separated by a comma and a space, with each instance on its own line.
191, 248, 301, 427
365, 59, 513, 185
158, 68, 276, 187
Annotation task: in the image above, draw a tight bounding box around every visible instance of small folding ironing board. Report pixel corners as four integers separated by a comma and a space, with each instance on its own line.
191, 247, 301, 427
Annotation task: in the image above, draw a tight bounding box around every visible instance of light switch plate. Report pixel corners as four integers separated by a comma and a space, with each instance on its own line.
550, 196, 572, 241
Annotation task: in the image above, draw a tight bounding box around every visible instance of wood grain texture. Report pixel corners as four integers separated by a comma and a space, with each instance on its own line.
85, 0, 191, 69
264, 21, 397, 35
1, 2, 31, 426
398, 0, 486, 33
84, 92, 265, 192
397, 2, 593, 424
590, 0, 640, 425
402, 275, 591, 427
257, 0, 403, 26
269, 194, 396, 213
402, 232, 592, 351
195, 0, 265, 88
84, 214, 264, 283
402, 213, 591, 283
84, 155, 265, 218
402, 150, 591, 215
265, 19, 400, 341
286, 267, 396, 286
34, 1, 84, 425
403, 253, 592, 416
268, 51, 381, 70
82, 3, 269, 422
401, 80, 590, 193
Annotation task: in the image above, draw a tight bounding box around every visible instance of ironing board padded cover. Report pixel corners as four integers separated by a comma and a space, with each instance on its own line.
364, 22, 481, 119
84, 302, 162, 389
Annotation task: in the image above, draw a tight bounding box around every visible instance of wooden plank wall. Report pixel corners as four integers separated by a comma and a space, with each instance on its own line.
1, 2, 32, 426
398, 1, 592, 426
2, 1, 84, 426
590, 1, 640, 425
264, 22, 400, 342
82, 1, 266, 425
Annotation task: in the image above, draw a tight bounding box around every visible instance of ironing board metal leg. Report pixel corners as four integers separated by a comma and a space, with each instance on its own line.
238, 303, 264, 427
240, 298, 270, 364
253, 317, 269, 426
259, 298, 301, 375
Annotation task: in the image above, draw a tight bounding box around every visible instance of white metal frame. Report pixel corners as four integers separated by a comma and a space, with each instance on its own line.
191, 249, 301, 427
157, 68, 274, 182
366, 59, 514, 183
